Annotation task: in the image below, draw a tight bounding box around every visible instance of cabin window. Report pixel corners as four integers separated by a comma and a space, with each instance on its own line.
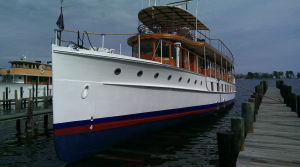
133, 42, 153, 58
19, 77, 22, 79
18, 63, 23, 68
155, 41, 169, 58
29, 64, 32, 68
167, 75, 172, 80
32, 77, 37, 82
221, 84, 224, 92
178, 77, 182, 82
39, 77, 44, 82
211, 82, 214, 91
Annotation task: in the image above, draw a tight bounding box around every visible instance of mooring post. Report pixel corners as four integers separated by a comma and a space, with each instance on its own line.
217, 131, 236, 167
286, 86, 292, 107
16, 99, 22, 112
2, 92, 4, 110
34, 122, 39, 132
249, 98, 256, 122
47, 79, 49, 96
297, 95, 300, 118
242, 102, 253, 138
44, 97, 49, 109
44, 115, 48, 129
291, 93, 296, 112
16, 119, 21, 132
35, 80, 38, 107
20, 87, 23, 109
231, 117, 244, 153
43, 87, 46, 97
5, 87, 8, 109
14, 90, 18, 104
32, 84, 34, 106
284, 85, 288, 103
26, 100, 34, 132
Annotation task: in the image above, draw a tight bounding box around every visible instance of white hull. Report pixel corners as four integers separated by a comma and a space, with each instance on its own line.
52, 45, 235, 125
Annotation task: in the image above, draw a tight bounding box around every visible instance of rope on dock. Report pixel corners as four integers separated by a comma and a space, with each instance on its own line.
234, 83, 283, 103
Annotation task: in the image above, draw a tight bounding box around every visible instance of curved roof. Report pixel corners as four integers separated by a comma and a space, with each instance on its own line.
138, 6, 209, 31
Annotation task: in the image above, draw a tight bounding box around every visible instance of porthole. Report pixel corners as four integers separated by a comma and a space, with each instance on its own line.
137, 70, 143, 77
168, 75, 172, 80
200, 81, 202, 85
178, 77, 182, 82
187, 78, 190, 83
194, 80, 197, 84
154, 72, 159, 79
114, 68, 121, 75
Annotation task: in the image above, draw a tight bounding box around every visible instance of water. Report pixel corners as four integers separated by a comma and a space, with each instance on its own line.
0, 79, 299, 167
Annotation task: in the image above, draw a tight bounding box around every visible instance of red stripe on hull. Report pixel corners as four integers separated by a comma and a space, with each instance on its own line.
54, 101, 234, 136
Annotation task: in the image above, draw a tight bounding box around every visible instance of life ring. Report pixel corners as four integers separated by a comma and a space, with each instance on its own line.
40, 69, 44, 74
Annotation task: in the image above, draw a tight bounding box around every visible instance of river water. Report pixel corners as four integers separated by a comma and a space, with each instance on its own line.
0, 79, 299, 167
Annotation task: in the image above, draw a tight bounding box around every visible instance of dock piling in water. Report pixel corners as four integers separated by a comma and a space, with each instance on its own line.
217, 131, 236, 167
248, 98, 256, 122
241, 102, 253, 137
291, 93, 296, 112
297, 95, 300, 118
231, 117, 244, 152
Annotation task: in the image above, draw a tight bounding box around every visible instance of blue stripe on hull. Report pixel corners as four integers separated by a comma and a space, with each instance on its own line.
54, 102, 234, 163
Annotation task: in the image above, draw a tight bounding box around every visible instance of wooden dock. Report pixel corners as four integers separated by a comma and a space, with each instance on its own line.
237, 87, 300, 167
0, 108, 52, 122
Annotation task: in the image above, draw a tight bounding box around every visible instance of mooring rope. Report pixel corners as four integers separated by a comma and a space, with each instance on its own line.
233, 83, 283, 103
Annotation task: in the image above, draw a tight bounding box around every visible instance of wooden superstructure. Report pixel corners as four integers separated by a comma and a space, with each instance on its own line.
0, 60, 52, 85
127, 6, 234, 83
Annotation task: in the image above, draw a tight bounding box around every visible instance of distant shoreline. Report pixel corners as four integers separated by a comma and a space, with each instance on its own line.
236, 78, 299, 81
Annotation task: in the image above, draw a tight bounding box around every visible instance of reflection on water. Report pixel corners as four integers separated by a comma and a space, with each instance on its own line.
0, 79, 299, 167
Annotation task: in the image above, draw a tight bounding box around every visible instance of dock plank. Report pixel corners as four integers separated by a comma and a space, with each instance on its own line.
237, 87, 300, 167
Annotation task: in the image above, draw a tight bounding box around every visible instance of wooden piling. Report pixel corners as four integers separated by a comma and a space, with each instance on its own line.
20, 87, 23, 109
217, 131, 236, 167
231, 117, 244, 152
14, 90, 18, 104
286, 86, 292, 107
5, 87, 8, 109
242, 102, 253, 137
16, 99, 22, 112
44, 97, 49, 109
26, 100, 34, 132
297, 95, 300, 118
249, 98, 256, 122
47, 80, 49, 96
283, 85, 288, 102
44, 115, 48, 128
2, 92, 5, 109
35, 80, 38, 107
34, 122, 39, 131
291, 93, 296, 112
16, 119, 21, 132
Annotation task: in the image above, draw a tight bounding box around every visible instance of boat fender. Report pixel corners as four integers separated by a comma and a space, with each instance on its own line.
81, 84, 90, 99
40, 69, 44, 74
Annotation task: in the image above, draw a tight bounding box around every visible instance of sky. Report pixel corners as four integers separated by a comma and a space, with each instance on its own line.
0, 0, 300, 75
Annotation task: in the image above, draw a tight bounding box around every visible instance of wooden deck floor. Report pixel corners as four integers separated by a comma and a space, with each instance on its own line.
237, 87, 300, 167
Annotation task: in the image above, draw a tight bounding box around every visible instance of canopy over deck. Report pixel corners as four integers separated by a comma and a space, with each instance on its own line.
138, 5, 209, 31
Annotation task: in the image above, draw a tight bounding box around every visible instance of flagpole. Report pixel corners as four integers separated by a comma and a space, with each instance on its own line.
59, 0, 63, 46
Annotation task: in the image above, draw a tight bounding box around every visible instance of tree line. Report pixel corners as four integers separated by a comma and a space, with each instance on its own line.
235, 71, 300, 79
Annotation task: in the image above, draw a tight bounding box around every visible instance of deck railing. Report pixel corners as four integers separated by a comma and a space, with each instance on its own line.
137, 24, 234, 64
